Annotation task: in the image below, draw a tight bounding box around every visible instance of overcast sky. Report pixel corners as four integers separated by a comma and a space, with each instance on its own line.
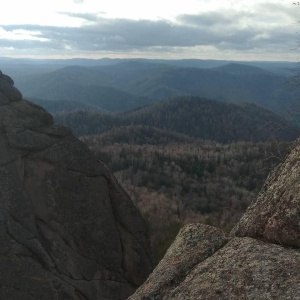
0, 0, 299, 61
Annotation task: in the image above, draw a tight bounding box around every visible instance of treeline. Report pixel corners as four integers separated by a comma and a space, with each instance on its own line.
82, 133, 291, 263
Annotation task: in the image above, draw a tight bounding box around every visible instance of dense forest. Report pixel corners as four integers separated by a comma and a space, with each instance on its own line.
81, 132, 291, 263
55, 96, 300, 142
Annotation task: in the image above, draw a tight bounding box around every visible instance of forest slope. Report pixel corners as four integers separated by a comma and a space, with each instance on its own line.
55, 96, 300, 143
82, 132, 291, 263
71, 96, 298, 262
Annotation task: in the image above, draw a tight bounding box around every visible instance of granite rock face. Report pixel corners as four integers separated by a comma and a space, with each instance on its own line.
129, 224, 227, 300
130, 140, 300, 299
232, 140, 300, 247
0, 70, 152, 300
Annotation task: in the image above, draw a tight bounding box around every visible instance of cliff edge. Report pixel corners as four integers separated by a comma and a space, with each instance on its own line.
0, 70, 152, 300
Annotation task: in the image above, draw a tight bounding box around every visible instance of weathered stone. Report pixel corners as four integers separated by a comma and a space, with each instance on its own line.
39, 124, 71, 137
7, 129, 57, 150
0, 101, 53, 135
232, 140, 300, 248
0, 128, 26, 165
0, 70, 153, 300
0, 78, 22, 101
1, 73, 14, 85
0, 92, 9, 105
129, 224, 227, 300
0, 255, 79, 300
167, 237, 300, 300
130, 138, 300, 298
0, 98, 57, 151
131, 229, 300, 300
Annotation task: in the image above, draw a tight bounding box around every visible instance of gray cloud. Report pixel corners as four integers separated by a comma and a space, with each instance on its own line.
177, 10, 254, 27
0, 5, 298, 59
0, 38, 55, 49
59, 12, 105, 22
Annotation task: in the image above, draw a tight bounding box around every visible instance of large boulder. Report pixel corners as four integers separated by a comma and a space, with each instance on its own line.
232, 140, 300, 247
129, 224, 227, 300
0, 70, 152, 300
157, 237, 300, 300
130, 140, 300, 299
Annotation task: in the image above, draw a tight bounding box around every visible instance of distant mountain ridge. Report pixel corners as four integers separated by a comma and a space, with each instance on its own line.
1, 57, 296, 71
29, 98, 102, 114
22, 65, 153, 112
213, 63, 273, 75
11, 60, 299, 114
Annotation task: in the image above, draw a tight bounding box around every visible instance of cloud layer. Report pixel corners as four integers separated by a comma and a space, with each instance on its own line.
0, 1, 299, 60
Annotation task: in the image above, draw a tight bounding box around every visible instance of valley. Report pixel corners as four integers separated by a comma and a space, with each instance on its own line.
2, 58, 300, 263
82, 133, 291, 262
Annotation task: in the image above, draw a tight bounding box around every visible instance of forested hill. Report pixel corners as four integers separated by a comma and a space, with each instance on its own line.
55, 96, 300, 143
85, 125, 197, 146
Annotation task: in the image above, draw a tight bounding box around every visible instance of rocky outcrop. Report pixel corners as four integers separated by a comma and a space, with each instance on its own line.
129, 224, 227, 300
0, 70, 152, 300
232, 141, 300, 247
130, 140, 300, 299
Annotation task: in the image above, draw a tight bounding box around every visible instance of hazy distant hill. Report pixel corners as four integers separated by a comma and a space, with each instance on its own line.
55, 96, 300, 143
1, 56, 296, 73
116, 62, 292, 112
20, 66, 153, 112
14, 61, 298, 114
28, 98, 102, 114
213, 63, 271, 75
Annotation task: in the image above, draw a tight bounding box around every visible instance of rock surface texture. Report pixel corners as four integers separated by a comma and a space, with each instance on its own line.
129, 140, 300, 299
0, 70, 152, 300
